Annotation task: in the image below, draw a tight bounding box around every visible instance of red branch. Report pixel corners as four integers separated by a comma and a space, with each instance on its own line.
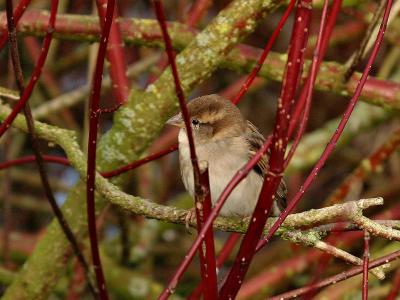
95, 0, 129, 104
187, 0, 212, 27
0, 145, 177, 179
86, 0, 115, 298
0, 155, 70, 170
218, 2, 312, 298
0, 0, 31, 50
232, 0, 296, 105
193, 168, 218, 299
362, 231, 370, 300
188, 233, 241, 300
101, 145, 178, 178
269, 249, 400, 300
0, 2, 57, 138
256, 0, 393, 252
153, 1, 216, 299
285, 0, 341, 167
386, 268, 400, 300
326, 127, 400, 205
152, 0, 200, 192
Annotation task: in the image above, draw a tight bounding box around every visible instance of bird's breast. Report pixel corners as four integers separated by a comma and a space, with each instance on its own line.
178, 130, 263, 217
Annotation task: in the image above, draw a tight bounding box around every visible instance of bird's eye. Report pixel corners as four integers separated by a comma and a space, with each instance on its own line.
192, 119, 200, 126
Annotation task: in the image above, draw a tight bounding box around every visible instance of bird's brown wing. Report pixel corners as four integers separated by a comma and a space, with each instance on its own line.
245, 121, 287, 213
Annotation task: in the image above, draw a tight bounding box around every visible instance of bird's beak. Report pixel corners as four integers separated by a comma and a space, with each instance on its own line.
166, 113, 184, 127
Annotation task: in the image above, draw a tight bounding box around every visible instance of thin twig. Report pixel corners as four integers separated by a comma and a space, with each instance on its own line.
325, 128, 400, 205
95, 0, 129, 104
0, 155, 70, 170
386, 267, 400, 300
0, 0, 31, 49
343, 0, 386, 81
363, 231, 370, 300
101, 145, 178, 178
31, 54, 159, 120
1, 131, 12, 267
268, 249, 400, 300
86, 0, 115, 298
311, 220, 400, 233
188, 233, 241, 300
232, 0, 295, 105
187, 0, 212, 26
0, 3, 55, 138
282, 230, 384, 279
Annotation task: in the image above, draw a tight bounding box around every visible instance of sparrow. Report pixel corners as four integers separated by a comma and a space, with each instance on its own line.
166, 94, 286, 218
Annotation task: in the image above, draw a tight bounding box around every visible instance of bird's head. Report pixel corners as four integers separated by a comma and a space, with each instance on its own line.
166, 94, 246, 143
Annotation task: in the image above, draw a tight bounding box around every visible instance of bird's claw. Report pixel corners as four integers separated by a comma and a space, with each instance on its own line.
184, 208, 197, 234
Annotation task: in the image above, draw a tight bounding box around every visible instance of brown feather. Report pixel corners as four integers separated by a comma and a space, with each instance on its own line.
245, 121, 287, 211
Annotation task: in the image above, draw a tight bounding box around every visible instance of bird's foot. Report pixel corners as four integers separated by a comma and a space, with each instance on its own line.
240, 215, 252, 226
184, 207, 197, 233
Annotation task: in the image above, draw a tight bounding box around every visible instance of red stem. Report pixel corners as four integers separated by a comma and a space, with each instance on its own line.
326, 128, 400, 205
0, 0, 31, 50
5, 1, 99, 298
0, 155, 70, 170
0, 2, 57, 138
86, 0, 115, 298
194, 169, 218, 299
232, 0, 296, 105
147, 0, 211, 85
284, 0, 338, 167
285, 5, 343, 289
256, 0, 393, 252
153, 1, 216, 299
2, 133, 12, 268
303, 127, 400, 298
95, 0, 129, 104
188, 233, 241, 300
101, 145, 178, 178
187, 0, 212, 27
269, 249, 400, 300
218, 2, 312, 298
0, 145, 177, 178
152, 0, 200, 187
362, 231, 370, 300
386, 268, 400, 300
221, 77, 264, 101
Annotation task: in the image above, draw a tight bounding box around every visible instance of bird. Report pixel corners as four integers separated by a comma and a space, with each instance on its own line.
166, 94, 286, 219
